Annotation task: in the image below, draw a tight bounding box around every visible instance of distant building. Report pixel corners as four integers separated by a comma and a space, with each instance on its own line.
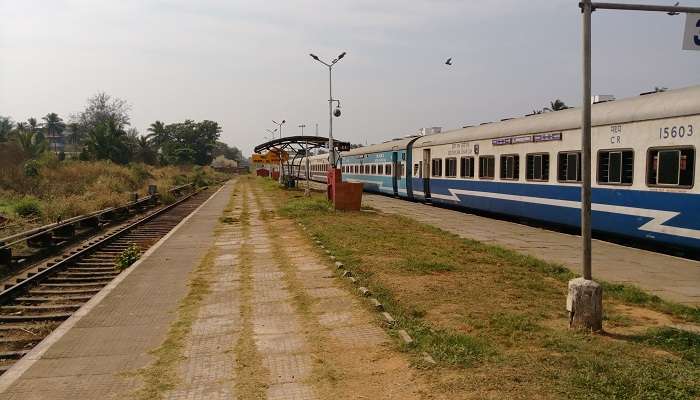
44, 131, 65, 153
418, 127, 442, 136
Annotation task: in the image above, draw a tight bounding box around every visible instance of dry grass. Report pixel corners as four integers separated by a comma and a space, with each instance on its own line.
0, 159, 228, 228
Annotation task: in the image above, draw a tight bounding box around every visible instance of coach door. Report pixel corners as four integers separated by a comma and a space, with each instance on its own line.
422, 148, 431, 199
391, 152, 399, 196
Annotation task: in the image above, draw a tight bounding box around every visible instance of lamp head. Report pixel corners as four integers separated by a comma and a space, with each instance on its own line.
337, 52, 346, 60
333, 108, 341, 117
309, 53, 319, 60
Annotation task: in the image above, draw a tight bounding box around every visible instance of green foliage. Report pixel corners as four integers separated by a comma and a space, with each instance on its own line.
82, 119, 131, 164
13, 130, 47, 159
0, 116, 13, 142
13, 196, 42, 217
23, 160, 40, 177
115, 243, 141, 270
157, 120, 222, 166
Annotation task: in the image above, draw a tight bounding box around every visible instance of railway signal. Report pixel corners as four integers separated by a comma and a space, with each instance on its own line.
573, 0, 700, 332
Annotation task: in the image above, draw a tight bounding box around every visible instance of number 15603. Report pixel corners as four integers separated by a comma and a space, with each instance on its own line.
659, 125, 694, 139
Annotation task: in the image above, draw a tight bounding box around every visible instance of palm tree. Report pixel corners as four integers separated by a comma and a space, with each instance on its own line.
146, 120, 169, 148
0, 117, 14, 141
15, 122, 28, 132
544, 99, 569, 112
14, 130, 47, 159
27, 117, 39, 133
42, 113, 66, 153
135, 135, 157, 165
83, 119, 130, 164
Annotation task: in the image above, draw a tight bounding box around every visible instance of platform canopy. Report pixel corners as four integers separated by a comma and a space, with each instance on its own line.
253, 136, 351, 179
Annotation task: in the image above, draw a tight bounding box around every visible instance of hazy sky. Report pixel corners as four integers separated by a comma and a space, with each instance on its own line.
1, 0, 698, 155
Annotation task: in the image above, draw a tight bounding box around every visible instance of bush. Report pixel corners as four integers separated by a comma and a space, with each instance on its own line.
14, 196, 42, 217
23, 160, 40, 177
115, 243, 141, 270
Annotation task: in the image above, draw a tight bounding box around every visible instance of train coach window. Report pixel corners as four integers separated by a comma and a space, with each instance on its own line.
371, 164, 377, 175
526, 153, 550, 181
598, 150, 633, 185
385, 164, 392, 176
500, 154, 520, 180
414, 164, 420, 176
400, 163, 405, 177
647, 147, 695, 187
479, 156, 495, 179
460, 157, 475, 178
378, 164, 384, 175
558, 151, 582, 182
445, 158, 457, 178
431, 159, 443, 177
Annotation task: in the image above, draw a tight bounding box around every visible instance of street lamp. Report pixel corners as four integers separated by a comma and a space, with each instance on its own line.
265, 128, 277, 140
309, 51, 346, 167
298, 124, 306, 135
272, 119, 286, 139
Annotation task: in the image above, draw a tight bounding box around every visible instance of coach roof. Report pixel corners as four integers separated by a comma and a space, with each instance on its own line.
411, 84, 700, 148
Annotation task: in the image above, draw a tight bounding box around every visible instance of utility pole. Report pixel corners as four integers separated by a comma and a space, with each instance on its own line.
567, 0, 697, 332
298, 124, 306, 136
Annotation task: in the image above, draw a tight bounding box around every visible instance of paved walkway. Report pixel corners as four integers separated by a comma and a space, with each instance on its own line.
0, 181, 236, 400
0, 179, 428, 399
363, 194, 700, 307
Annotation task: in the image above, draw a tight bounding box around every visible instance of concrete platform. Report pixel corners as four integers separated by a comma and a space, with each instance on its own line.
0, 182, 236, 399
363, 194, 700, 307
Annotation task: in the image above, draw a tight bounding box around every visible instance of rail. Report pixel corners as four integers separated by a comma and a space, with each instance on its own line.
0, 185, 206, 305
0, 182, 196, 261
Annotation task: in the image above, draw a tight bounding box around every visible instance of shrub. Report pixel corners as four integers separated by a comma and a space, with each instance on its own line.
115, 243, 141, 270
13, 196, 42, 217
23, 160, 40, 177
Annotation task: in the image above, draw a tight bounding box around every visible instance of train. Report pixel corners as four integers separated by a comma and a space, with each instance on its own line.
298, 85, 700, 251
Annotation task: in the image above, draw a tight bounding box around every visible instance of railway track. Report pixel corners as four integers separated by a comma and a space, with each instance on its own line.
0, 185, 218, 374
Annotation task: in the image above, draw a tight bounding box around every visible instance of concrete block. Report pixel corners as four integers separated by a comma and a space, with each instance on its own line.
567, 277, 603, 332
369, 298, 383, 311
329, 255, 336, 261
348, 277, 357, 284
381, 312, 395, 324
324, 249, 331, 254
334, 261, 344, 269
341, 270, 352, 277
358, 287, 371, 296
421, 351, 436, 364
397, 329, 413, 345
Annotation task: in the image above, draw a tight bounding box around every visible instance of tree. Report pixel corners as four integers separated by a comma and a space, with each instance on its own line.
65, 122, 84, 146
212, 141, 243, 161
544, 99, 569, 112
42, 113, 66, 136
13, 130, 47, 159
146, 120, 169, 148
0, 116, 13, 141
72, 92, 131, 132
133, 135, 158, 165
83, 119, 131, 164
27, 117, 39, 132
158, 120, 221, 165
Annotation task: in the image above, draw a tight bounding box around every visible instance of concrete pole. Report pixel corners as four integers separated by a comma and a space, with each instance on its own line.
568, 0, 602, 332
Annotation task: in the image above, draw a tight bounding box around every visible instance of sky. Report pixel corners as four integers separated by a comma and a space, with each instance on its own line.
1, 0, 698, 156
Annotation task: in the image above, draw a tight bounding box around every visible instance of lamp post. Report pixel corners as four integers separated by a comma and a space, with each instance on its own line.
272, 119, 285, 139
309, 51, 346, 167
265, 128, 277, 140
568, 0, 695, 332
298, 124, 306, 136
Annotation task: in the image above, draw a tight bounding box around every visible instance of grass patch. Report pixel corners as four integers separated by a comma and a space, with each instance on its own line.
257, 182, 700, 399
633, 327, 700, 365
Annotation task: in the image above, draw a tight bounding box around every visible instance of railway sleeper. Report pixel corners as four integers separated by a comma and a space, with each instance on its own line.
74, 261, 116, 267
1, 304, 82, 313
66, 266, 116, 272
0, 350, 29, 360
16, 295, 93, 302
39, 282, 108, 289
44, 277, 112, 284
0, 313, 71, 322
29, 288, 100, 295
59, 271, 117, 277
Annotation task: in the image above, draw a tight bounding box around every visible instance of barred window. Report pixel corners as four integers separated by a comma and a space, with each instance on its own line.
558, 151, 582, 182
431, 159, 443, 177
526, 153, 550, 181
599, 150, 633, 184
647, 147, 694, 187
500, 154, 520, 180
385, 164, 392, 176
460, 157, 475, 178
445, 158, 457, 178
479, 156, 495, 179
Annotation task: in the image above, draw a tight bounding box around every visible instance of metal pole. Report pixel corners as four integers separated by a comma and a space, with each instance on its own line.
328, 65, 335, 166
590, 2, 700, 13
581, 0, 593, 281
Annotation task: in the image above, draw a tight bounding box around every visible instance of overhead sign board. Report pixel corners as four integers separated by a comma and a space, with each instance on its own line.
683, 13, 700, 51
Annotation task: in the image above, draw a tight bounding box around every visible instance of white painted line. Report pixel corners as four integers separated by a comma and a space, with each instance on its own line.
0, 181, 232, 394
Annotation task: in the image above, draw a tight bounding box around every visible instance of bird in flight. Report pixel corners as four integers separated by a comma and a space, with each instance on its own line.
667, 2, 680, 15
445, 58, 452, 66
